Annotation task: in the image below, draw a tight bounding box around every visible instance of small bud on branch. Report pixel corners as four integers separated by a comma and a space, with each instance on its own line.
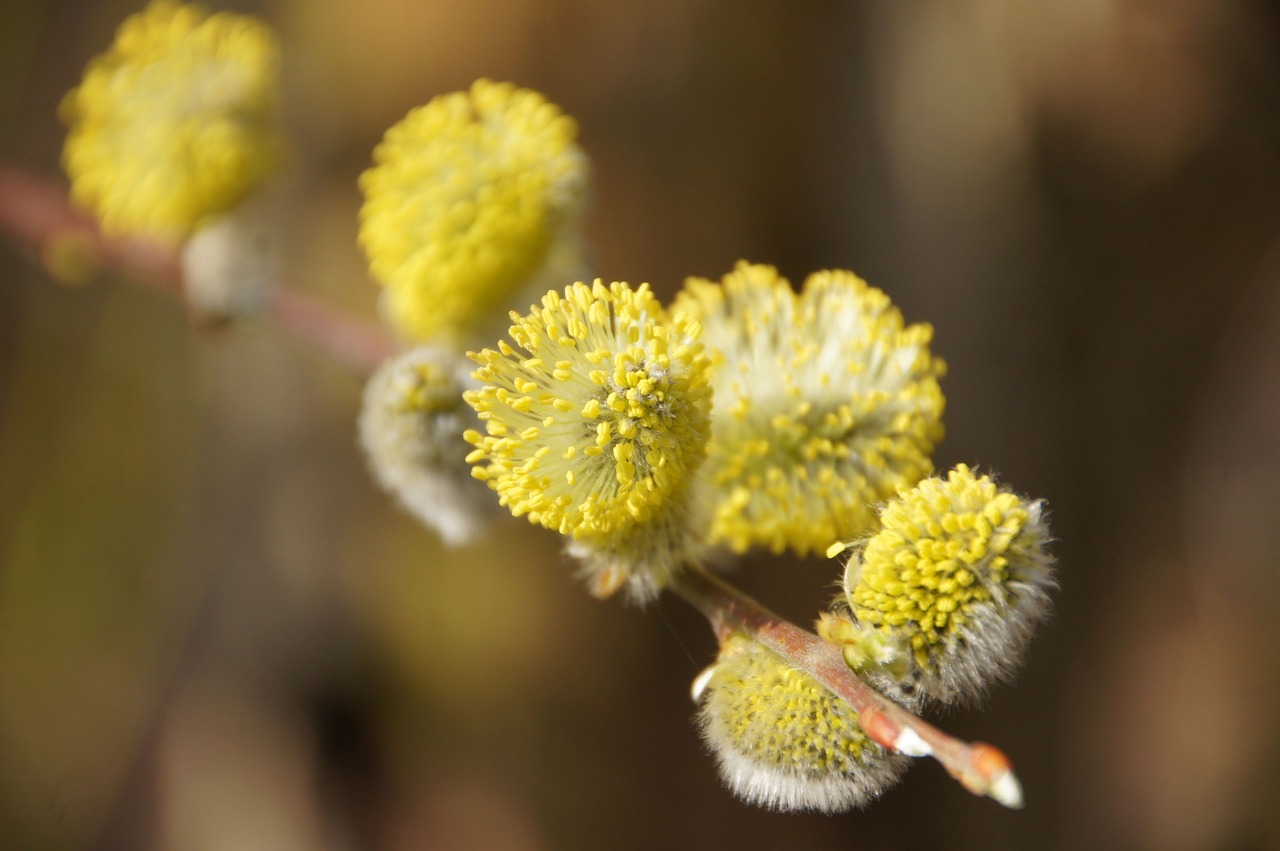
0, 167, 396, 375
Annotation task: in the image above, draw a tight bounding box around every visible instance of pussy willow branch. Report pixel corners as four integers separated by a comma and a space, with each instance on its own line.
669, 565, 1024, 808
0, 167, 396, 375
2, 163, 1023, 809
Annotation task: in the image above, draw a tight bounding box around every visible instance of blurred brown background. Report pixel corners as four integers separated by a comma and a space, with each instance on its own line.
4, 1, 1280, 849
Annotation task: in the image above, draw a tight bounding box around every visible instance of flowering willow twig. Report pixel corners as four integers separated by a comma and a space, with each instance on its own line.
0, 166, 396, 376
670, 564, 1024, 808
3, 163, 1027, 811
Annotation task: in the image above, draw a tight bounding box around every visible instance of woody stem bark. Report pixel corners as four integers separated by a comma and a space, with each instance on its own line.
0, 167, 395, 375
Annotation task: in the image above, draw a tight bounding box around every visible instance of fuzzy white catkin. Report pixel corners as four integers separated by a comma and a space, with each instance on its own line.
697, 639, 909, 813
359, 347, 494, 545
180, 203, 275, 319
840, 464, 1056, 705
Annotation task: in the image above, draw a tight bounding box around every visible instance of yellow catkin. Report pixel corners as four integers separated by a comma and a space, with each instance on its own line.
359, 348, 491, 546
674, 261, 946, 556
465, 280, 708, 537
840, 464, 1054, 703
697, 638, 907, 813
463, 280, 711, 601
60, 1, 282, 242
358, 80, 589, 345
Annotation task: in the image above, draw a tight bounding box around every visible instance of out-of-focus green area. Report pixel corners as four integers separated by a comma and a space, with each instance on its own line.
4, 1, 1280, 849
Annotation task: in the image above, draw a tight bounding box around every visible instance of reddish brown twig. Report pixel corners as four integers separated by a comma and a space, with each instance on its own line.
265, 287, 398, 376
0, 166, 397, 375
670, 565, 1025, 808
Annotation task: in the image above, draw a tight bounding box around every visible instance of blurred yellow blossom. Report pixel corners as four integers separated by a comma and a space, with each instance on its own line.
359, 80, 589, 347
675, 262, 946, 556
60, 1, 282, 242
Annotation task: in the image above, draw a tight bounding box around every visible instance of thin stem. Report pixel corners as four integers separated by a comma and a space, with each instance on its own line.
0, 166, 396, 376
267, 287, 398, 376
668, 564, 1025, 808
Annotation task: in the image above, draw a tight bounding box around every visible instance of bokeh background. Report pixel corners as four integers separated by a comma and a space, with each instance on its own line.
4, 1, 1280, 849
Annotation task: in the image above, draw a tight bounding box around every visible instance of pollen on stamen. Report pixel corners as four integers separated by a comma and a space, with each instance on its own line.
696, 637, 910, 812
834, 464, 1055, 704
464, 279, 712, 603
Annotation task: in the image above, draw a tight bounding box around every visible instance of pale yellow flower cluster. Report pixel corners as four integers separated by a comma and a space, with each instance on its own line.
359, 80, 589, 347
61, 0, 281, 242
677, 261, 946, 556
